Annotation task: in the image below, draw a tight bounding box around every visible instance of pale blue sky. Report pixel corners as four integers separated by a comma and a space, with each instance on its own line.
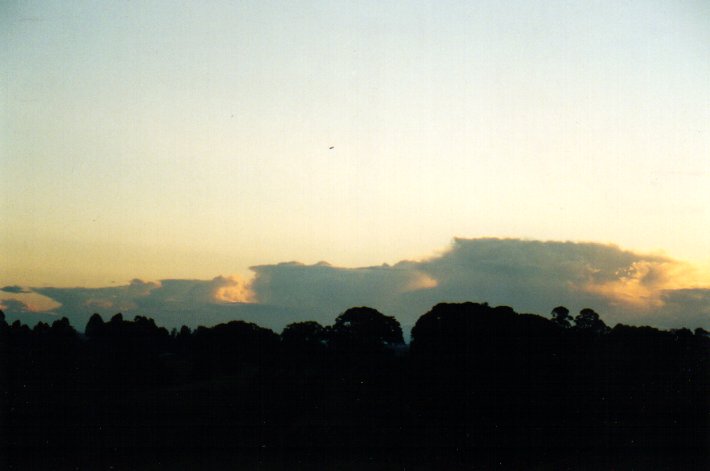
2, 0, 709, 288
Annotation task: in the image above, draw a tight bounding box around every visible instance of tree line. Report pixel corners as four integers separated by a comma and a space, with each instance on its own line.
1, 303, 708, 469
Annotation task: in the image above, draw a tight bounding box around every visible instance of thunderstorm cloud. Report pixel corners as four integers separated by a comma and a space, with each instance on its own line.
2, 239, 708, 332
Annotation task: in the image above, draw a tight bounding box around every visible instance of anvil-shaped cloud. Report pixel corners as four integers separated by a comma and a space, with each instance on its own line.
2, 239, 708, 333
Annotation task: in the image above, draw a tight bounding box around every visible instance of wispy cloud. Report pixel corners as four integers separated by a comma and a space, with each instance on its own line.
3, 239, 708, 331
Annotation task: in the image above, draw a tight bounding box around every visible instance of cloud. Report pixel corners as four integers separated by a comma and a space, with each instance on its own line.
249, 238, 710, 330
413, 238, 672, 312
2, 285, 31, 293
581, 259, 692, 310
29, 276, 299, 331
0, 299, 58, 325
249, 261, 431, 322
8, 238, 710, 332
408, 238, 708, 328
34, 279, 159, 318
2, 299, 32, 313
657, 289, 710, 325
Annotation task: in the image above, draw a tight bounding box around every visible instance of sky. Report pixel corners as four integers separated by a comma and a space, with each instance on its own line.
1, 1, 709, 331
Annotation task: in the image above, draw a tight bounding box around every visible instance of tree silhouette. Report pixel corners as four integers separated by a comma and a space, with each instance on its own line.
329, 306, 404, 352
3, 302, 708, 468
281, 321, 327, 353
178, 325, 191, 337
49, 317, 76, 339
33, 321, 50, 335
574, 308, 609, 334
85, 313, 104, 338
550, 306, 572, 328
0, 310, 7, 339
191, 320, 279, 376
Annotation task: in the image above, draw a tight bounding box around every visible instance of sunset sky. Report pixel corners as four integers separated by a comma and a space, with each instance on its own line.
2, 1, 709, 330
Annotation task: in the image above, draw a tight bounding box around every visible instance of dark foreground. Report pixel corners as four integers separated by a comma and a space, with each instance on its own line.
2, 303, 708, 469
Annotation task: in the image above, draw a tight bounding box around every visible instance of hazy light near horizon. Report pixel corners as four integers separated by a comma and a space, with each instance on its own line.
1, 1, 709, 288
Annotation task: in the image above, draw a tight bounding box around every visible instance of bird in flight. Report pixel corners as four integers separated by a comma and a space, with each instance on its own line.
329, 146, 334, 150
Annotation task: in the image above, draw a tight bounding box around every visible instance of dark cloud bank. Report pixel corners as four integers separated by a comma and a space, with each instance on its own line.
3, 238, 709, 332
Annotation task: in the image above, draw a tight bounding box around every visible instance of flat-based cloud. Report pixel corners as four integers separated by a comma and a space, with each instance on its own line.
3, 276, 306, 331
248, 238, 709, 330
2, 238, 708, 332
